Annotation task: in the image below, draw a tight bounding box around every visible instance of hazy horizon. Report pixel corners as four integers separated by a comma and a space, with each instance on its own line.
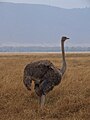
0, 3, 90, 47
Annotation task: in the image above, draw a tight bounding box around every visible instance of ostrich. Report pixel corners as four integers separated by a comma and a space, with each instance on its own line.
23, 36, 69, 108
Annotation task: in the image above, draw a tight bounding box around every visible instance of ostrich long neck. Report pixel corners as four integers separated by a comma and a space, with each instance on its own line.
60, 40, 66, 75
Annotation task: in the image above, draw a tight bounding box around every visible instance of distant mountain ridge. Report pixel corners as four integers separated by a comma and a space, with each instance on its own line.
0, 2, 90, 47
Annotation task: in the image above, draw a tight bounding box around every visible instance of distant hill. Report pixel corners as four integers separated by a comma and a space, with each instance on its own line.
0, 2, 90, 47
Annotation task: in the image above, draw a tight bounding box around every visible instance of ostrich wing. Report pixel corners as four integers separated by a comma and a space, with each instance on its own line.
24, 60, 54, 80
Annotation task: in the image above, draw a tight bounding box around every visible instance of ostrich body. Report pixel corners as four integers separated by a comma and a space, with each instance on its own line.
23, 36, 69, 108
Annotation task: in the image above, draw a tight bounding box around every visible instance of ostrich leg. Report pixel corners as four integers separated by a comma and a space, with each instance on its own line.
40, 95, 46, 109
39, 79, 54, 109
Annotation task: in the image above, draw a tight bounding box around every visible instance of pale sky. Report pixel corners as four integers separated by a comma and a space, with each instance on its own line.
1, 0, 90, 8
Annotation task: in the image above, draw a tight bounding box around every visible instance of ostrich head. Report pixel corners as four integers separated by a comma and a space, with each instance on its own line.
61, 36, 69, 42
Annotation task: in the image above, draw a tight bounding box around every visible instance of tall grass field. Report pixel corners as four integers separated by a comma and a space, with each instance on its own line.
0, 53, 90, 120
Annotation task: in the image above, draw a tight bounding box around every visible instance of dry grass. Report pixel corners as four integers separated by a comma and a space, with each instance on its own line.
0, 53, 90, 120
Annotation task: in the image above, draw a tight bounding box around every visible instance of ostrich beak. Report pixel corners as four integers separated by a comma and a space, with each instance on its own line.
66, 37, 69, 39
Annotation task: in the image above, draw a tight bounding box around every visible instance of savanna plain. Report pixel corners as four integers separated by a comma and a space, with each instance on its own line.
0, 53, 90, 120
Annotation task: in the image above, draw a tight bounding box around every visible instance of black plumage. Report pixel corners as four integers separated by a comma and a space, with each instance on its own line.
23, 60, 62, 95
